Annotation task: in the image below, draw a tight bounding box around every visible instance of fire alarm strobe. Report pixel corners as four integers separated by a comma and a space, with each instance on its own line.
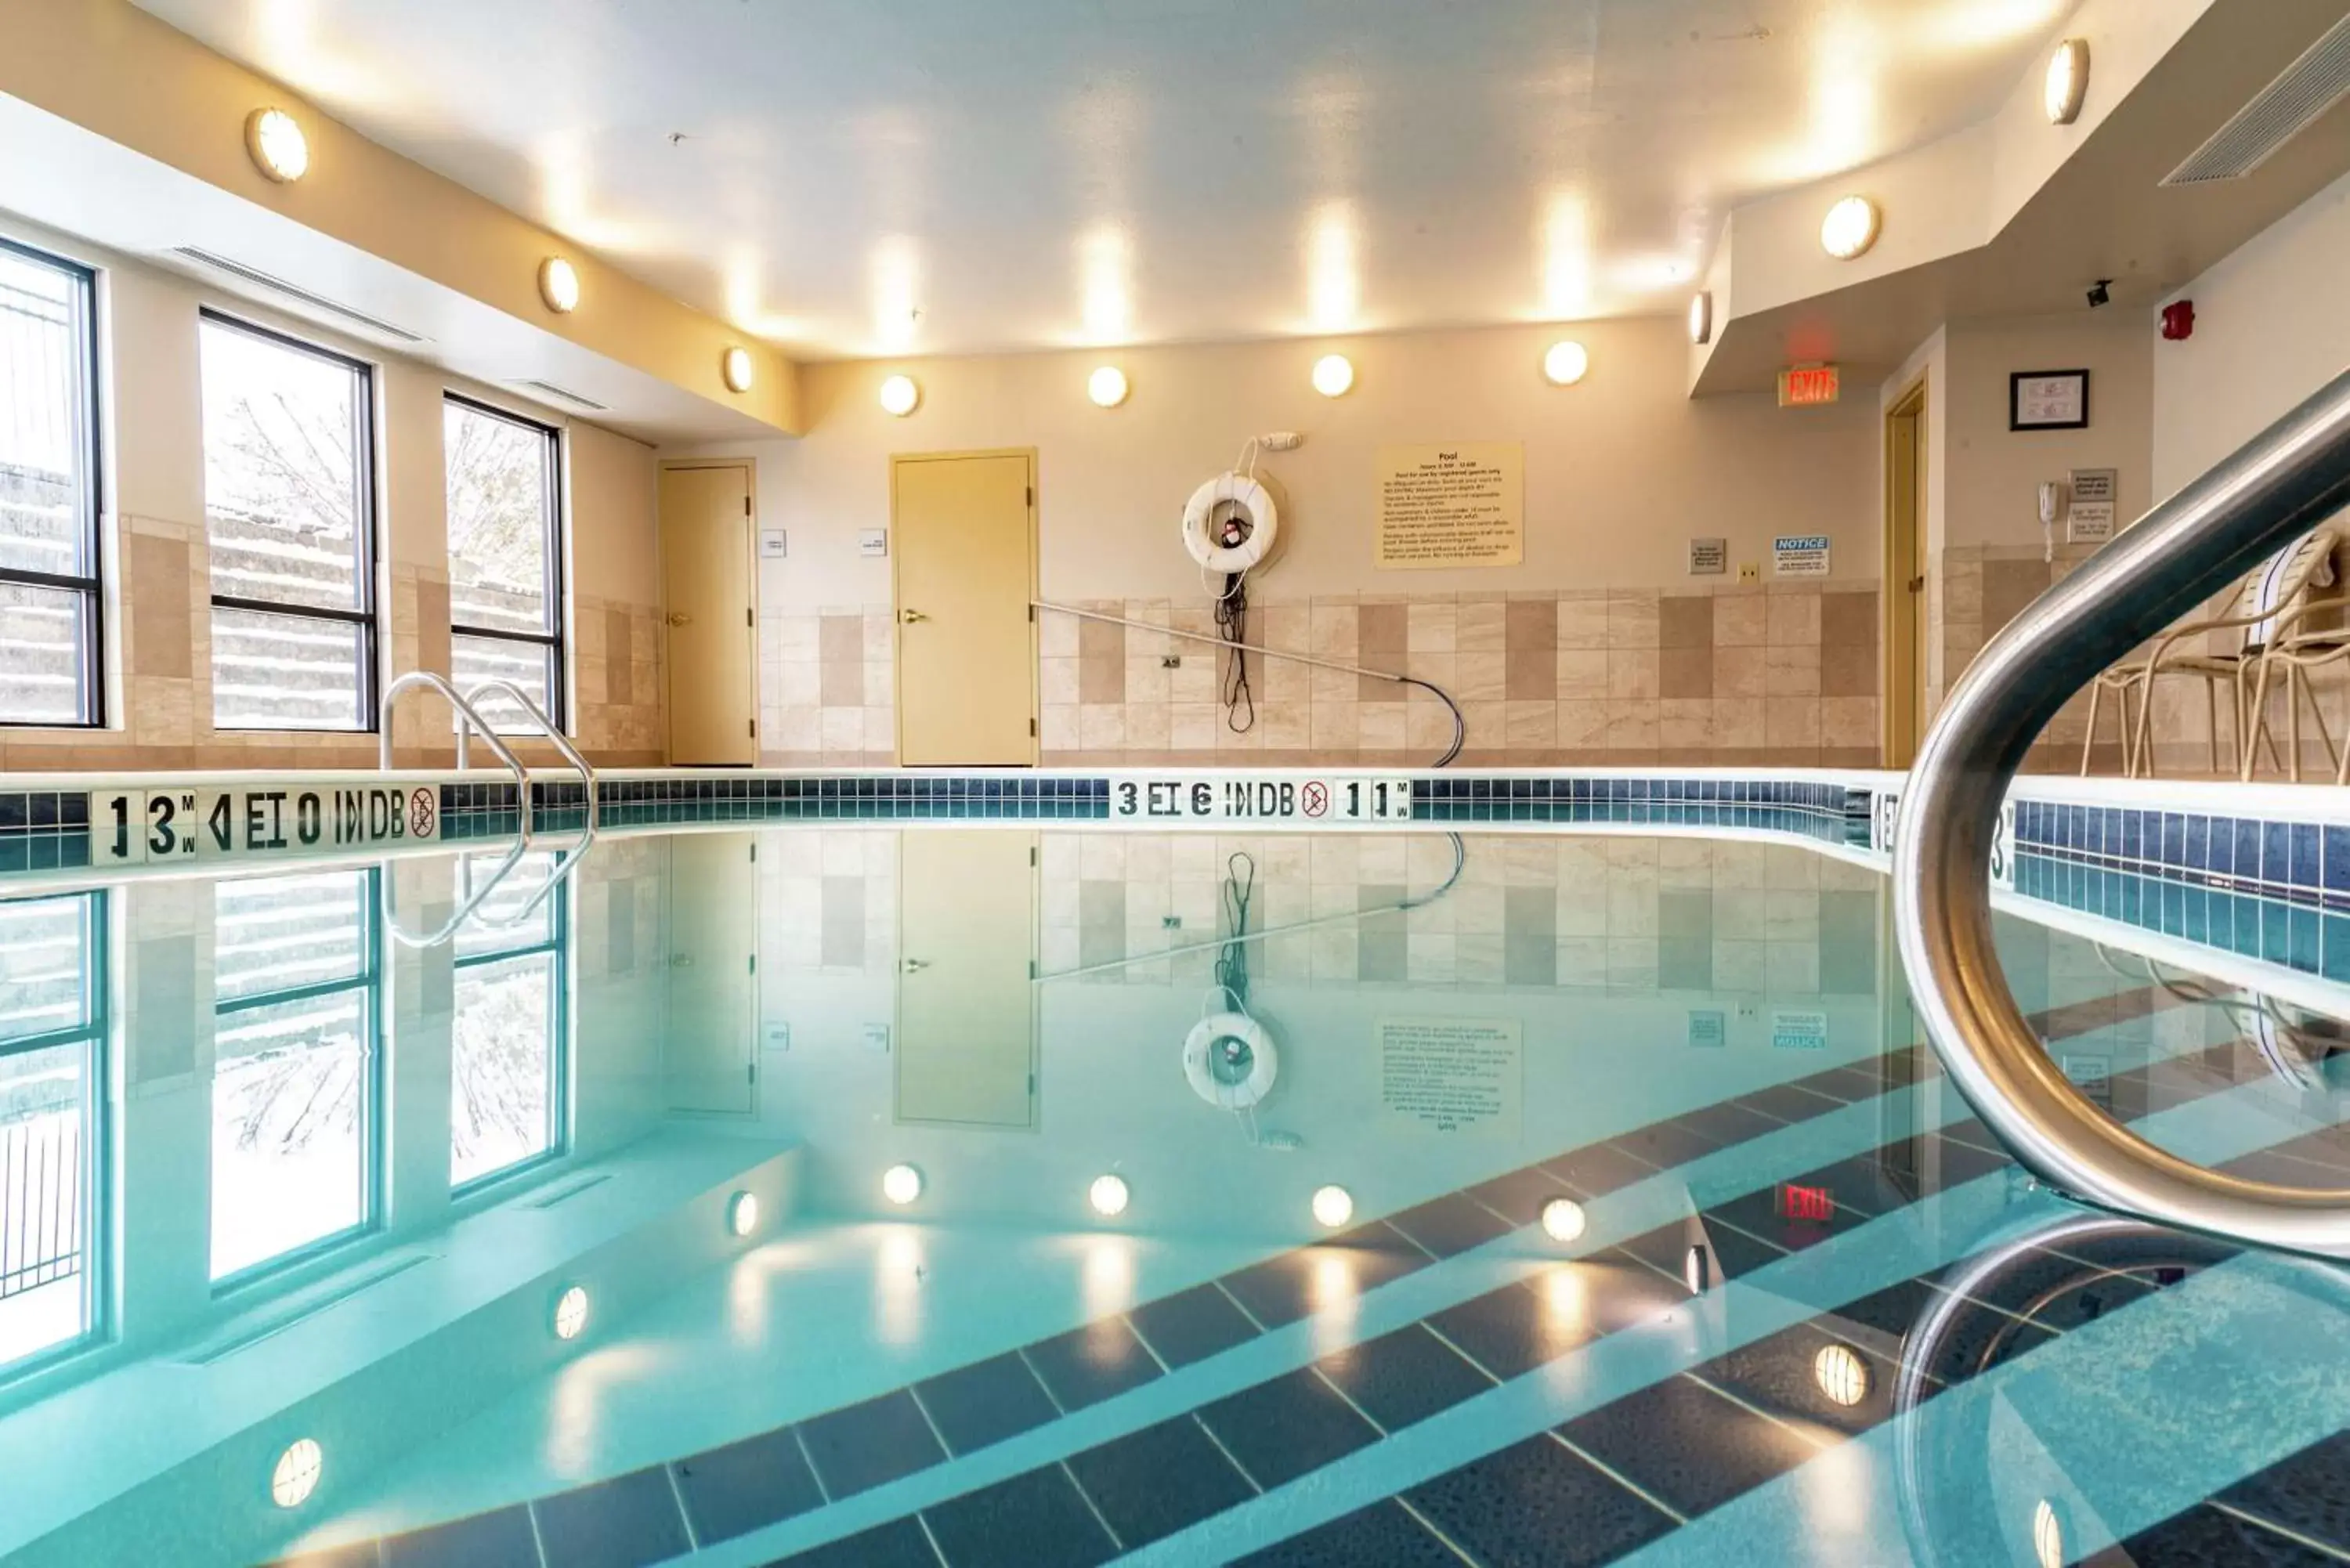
2161, 300, 2196, 341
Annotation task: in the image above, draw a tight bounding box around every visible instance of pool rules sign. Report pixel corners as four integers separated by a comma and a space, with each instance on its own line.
1375, 443, 1523, 568
90, 782, 440, 866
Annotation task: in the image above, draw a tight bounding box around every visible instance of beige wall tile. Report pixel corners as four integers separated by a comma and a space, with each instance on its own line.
1715, 591, 1767, 647
1406, 602, 1456, 653
1764, 644, 1822, 696
1556, 699, 1607, 749
1658, 594, 1712, 650
1456, 600, 1506, 652
1659, 646, 1712, 699
1556, 594, 1611, 649
1607, 649, 1659, 701
1765, 592, 1821, 646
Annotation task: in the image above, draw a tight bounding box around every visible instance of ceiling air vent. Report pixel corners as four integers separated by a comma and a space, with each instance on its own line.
508, 379, 611, 413
2162, 10, 2350, 186
168, 246, 429, 343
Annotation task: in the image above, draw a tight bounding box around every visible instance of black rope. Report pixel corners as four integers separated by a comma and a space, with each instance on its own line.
1400, 676, 1466, 767
1216, 851, 1256, 1006
1217, 573, 1256, 732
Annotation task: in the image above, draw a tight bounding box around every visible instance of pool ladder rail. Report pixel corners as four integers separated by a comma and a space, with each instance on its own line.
1894, 365, 2350, 1259
377, 670, 598, 948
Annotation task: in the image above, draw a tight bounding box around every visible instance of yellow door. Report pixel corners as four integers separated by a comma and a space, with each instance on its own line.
896, 832, 1036, 1128
1883, 388, 1928, 768
664, 832, 757, 1114
893, 451, 1036, 765
660, 464, 757, 765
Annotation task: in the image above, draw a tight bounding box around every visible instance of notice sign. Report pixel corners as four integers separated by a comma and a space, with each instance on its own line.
1773, 534, 1831, 576
90, 782, 439, 867
1770, 1010, 1830, 1050
1377, 1018, 1523, 1139
2067, 468, 2118, 543
1375, 443, 1524, 569
1687, 537, 1726, 576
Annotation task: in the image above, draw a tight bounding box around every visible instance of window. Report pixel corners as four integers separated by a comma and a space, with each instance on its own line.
0, 240, 103, 727
444, 396, 563, 730
209, 869, 380, 1283
199, 313, 378, 731
0, 892, 105, 1375
450, 851, 569, 1189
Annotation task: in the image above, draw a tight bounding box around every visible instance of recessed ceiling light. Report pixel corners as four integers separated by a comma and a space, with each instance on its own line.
2044, 38, 2090, 125
1311, 353, 1354, 398
552, 1285, 590, 1341
721, 346, 754, 393
725, 1190, 760, 1237
1688, 291, 1714, 346
1820, 197, 1882, 261
883, 1163, 924, 1205
1088, 1174, 1130, 1216
244, 107, 309, 183
1087, 365, 1129, 408
538, 256, 581, 314
1540, 1198, 1588, 1242
270, 1439, 323, 1508
1812, 1342, 1869, 1406
1311, 1184, 1354, 1227
1542, 341, 1589, 386
879, 374, 921, 417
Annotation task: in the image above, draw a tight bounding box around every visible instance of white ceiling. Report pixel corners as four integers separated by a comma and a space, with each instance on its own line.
134, 0, 2078, 359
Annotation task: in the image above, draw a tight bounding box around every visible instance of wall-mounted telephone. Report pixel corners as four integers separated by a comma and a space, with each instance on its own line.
2038, 480, 2064, 563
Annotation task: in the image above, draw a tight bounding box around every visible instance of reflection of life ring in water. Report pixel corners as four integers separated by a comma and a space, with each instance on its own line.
1184, 1011, 1278, 1110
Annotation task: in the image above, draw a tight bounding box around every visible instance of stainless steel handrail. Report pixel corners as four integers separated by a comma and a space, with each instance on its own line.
1894, 367, 2350, 1258
465, 677, 600, 831
379, 670, 527, 781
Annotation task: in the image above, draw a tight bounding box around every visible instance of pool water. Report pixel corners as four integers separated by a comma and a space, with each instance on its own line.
1, 826, 2345, 1568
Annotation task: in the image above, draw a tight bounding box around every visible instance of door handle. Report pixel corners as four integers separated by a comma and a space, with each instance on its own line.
899, 609, 928, 624
1907, 576, 1925, 594
667, 611, 693, 627
900, 958, 929, 974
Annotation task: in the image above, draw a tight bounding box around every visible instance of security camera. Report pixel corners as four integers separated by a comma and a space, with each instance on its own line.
2086, 279, 2113, 309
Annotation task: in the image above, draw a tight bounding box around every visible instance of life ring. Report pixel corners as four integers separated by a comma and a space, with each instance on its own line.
1181, 472, 1278, 574
1183, 1011, 1279, 1110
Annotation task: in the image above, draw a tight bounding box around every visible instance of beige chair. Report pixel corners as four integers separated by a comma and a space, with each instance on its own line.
2083, 525, 2341, 779
2236, 576, 2350, 782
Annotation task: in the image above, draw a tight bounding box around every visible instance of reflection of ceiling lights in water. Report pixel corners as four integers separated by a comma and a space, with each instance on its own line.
552, 1285, 590, 1341
271, 1439, 323, 1508
882, 1164, 924, 1205
1541, 1198, 1587, 1242
1311, 1185, 1354, 1227
2032, 1500, 2064, 1568
1683, 1244, 1712, 1295
1088, 1174, 1130, 1217
1812, 1342, 1869, 1406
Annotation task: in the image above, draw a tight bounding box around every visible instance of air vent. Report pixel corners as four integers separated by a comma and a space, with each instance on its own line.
508, 379, 612, 413
168, 247, 429, 343
2162, 11, 2350, 185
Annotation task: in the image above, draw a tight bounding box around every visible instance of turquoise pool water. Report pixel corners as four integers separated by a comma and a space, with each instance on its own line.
1, 825, 2345, 1567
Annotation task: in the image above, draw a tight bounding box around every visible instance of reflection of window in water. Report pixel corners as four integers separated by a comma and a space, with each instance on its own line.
210, 870, 379, 1283
450, 853, 568, 1190
0, 892, 103, 1374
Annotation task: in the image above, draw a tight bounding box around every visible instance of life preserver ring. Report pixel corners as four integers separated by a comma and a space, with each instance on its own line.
1181, 472, 1278, 574
1183, 1010, 1278, 1110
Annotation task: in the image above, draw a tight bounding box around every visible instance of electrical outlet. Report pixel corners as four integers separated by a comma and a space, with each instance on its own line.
1162, 655, 1181, 668
1162, 915, 1182, 930
1737, 562, 1760, 583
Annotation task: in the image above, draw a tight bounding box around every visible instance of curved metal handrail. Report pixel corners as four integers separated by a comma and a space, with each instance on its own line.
379, 669, 528, 781
1894, 366, 2350, 1259
465, 677, 600, 831
381, 834, 595, 948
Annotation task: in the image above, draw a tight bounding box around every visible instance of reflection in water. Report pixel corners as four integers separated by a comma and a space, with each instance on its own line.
0, 892, 101, 1375
450, 851, 569, 1188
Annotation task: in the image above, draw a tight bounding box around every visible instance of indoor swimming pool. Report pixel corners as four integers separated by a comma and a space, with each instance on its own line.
2, 810, 2348, 1568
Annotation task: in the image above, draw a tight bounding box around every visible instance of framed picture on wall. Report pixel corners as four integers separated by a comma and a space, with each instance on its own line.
2011, 369, 2090, 431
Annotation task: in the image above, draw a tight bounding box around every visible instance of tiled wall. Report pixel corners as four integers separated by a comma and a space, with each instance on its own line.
761, 583, 1880, 769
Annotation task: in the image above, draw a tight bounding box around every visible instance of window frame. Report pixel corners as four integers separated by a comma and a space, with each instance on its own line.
197, 309, 381, 733
0, 890, 109, 1382
448, 857, 571, 1196
443, 392, 566, 732
0, 237, 106, 729
206, 868, 385, 1292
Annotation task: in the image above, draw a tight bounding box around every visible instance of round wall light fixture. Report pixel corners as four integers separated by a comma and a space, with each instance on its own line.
1311, 353, 1355, 398
1311, 1184, 1354, 1227
552, 1285, 591, 1342
721, 346, 755, 394
244, 107, 310, 183
1540, 1198, 1589, 1243
725, 1190, 761, 1237
271, 1439, 324, 1508
1542, 340, 1590, 386
538, 256, 581, 314
882, 1163, 924, 1205
1087, 365, 1130, 408
2044, 38, 2090, 125
879, 374, 921, 417
1812, 1342, 1870, 1406
1688, 291, 1713, 346
1819, 196, 1882, 261
1088, 1173, 1130, 1216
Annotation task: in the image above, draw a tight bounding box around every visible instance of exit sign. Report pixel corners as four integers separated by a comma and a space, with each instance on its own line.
1778, 364, 1841, 407
1777, 1183, 1835, 1223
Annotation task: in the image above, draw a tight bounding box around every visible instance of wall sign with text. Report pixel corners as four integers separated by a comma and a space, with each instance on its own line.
1109, 775, 1413, 823
1773, 534, 1831, 576
89, 783, 440, 866
1374, 443, 1524, 568
2011, 369, 2090, 431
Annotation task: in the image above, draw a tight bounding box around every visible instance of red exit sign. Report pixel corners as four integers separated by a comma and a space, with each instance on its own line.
1777, 1183, 1835, 1223
1778, 364, 1841, 407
